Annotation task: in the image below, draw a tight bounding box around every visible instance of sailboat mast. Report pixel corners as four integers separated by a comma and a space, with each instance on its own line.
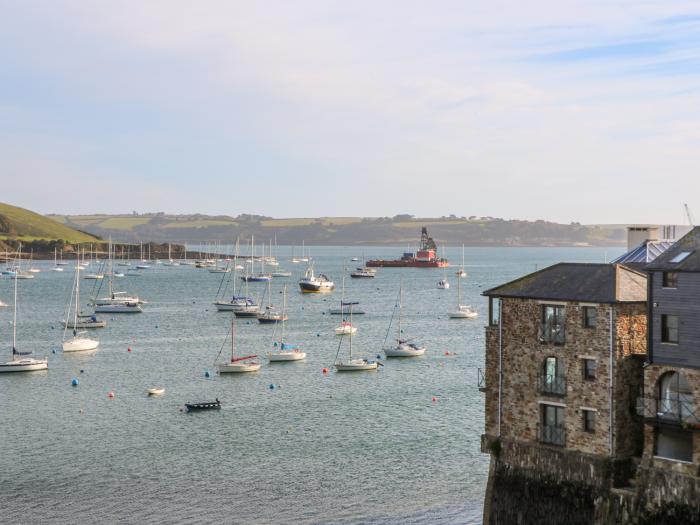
281, 284, 287, 343
74, 256, 80, 328
397, 278, 403, 342
348, 306, 353, 359
12, 259, 18, 353
231, 317, 236, 362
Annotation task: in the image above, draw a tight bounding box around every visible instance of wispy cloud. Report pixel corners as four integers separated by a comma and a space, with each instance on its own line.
0, 1, 699, 223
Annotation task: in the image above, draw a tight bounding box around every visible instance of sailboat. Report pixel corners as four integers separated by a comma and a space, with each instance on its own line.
163, 244, 180, 266
0, 273, 48, 372
51, 248, 64, 272
56, 249, 68, 266
334, 305, 379, 371
258, 280, 288, 324
268, 285, 306, 362
299, 241, 309, 262
62, 266, 100, 352
334, 270, 357, 335
217, 317, 261, 373
241, 238, 271, 281
384, 279, 426, 357
93, 239, 143, 313
437, 247, 450, 289
448, 271, 478, 319
27, 249, 41, 273
457, 244, 467, 278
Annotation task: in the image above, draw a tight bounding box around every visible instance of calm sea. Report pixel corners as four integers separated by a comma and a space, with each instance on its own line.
0, 246, 623, 524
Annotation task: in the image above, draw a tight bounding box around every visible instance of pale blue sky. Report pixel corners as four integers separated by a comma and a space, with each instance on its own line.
1, 1, 699, 223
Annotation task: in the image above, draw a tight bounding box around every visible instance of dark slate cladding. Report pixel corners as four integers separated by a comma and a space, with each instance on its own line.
648, 235, 700, 368
646, 226, 700, 272
482, 263, 645, 303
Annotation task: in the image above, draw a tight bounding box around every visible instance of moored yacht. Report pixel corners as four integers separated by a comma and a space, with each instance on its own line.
299, 264, 334, 293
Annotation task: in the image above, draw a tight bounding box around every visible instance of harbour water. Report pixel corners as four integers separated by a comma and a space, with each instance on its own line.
0, 246, 622, 524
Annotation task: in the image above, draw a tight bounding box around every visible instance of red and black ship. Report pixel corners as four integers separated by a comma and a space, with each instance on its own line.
366, 227, 449, 268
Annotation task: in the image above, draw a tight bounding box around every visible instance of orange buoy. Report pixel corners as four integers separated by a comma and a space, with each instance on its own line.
107, 391, 115, 398
322, 368, 329, 374
432, 396, 437, 402
127, 347, 132, 352
444, 351, 450, 356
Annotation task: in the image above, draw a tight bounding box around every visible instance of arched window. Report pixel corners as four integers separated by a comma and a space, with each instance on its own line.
541, 357, 565, 396
657, 372, 693, 420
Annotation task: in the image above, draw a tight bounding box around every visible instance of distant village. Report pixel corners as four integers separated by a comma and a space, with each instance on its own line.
480, 224, 700, 523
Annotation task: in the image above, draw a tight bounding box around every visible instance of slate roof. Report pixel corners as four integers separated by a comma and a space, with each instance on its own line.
482, 263, 647, 303
646, 227, 700, 272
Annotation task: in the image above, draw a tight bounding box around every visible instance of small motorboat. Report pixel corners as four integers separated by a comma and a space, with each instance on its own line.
257, 307, 288, 324
185, 399, 221, 411
271, 270, 292, 277
350, 267, 376, 278
147, 387, 165, 396
437, 279, 450, 289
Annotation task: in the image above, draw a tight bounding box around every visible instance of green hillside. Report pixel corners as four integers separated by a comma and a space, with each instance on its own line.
0, 202, 99, 243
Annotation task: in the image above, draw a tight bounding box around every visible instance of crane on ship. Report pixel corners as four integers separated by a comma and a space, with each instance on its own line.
419, 227, 437, 251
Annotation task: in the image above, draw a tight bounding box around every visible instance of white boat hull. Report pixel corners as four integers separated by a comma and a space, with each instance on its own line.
0, 358, 48, 372
148, 388, 165, 396
63, 337, 100, 352
218, 362, 261, 373
448, 310, 478, 319
335, 325, 358, 335
335, 359, 379, 371
94, 304, 142, 313
268, 351, 306, 362
384, 344, 426, 357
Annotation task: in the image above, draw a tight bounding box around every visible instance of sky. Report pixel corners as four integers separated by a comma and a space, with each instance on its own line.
1, 1, 700, 224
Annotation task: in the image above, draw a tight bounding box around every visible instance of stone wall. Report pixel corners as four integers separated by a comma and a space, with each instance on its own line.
487, 297, 646, 457
482, 436, 700, 524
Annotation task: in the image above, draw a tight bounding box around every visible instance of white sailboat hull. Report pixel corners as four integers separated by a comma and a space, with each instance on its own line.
94, 304, 142, 313
63, 337, 100, 352
217, 362, 261, 373
335, 359, 379, 371
384, 344, 426, 357
335, 325, 358, 335
268, 351, 306, 362
0, 358, 48, 372
448, 307, 478, 319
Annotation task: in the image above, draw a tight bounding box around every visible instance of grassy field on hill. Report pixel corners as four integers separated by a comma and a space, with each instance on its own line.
0, 203, 99, 243
46, 212, 626, 246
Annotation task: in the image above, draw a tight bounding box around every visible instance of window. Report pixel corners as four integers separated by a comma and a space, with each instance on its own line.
540, 305, 565, 344
583, 306, 597, 328
669, 251, 692, 263
662, 272, 678, 288
661, 314, 679, 344
540, 357, 565, 396
540, 404, 565, 446
489, 297, 500, 327
583, 359, 597, 380
582, 410, 596, 433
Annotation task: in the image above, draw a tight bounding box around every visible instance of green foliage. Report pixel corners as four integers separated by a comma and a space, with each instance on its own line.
0, 202, 99, 243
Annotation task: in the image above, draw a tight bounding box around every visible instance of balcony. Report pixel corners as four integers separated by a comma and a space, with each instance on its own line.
538, 423, 566, 446
636, 395, 700, 430
538, 374, 566, 397
538, 323, 565, 345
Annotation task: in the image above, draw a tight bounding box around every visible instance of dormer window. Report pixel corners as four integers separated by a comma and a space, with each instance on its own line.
662, 272, 678, 289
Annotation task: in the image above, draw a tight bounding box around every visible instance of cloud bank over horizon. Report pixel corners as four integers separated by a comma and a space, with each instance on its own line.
1, 1, 699, 224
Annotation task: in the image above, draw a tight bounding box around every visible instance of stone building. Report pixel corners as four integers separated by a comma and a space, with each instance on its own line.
479, 255, 700, 523
479, 263, 649, 523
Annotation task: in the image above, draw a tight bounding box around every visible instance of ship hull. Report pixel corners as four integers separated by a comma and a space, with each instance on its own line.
366, 259, 448, 268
